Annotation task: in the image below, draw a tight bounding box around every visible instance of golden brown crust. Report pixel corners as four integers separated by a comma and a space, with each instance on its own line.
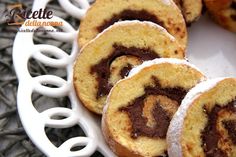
102, 111, 142, 157
204, 0, 236, 32
78, 0, 187, 49
174, 0, 203, 24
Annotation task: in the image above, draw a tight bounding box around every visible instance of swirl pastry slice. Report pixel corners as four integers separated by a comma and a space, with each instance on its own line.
102, 58, 205, 157
74, 21, 185, 114
78, 0, 187, 49
167, 78, 236, 157
174, 0, 203, 24
204, 0, 236, 32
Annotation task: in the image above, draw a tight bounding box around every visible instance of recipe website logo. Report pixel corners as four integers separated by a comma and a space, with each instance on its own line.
4, 3, 63, 32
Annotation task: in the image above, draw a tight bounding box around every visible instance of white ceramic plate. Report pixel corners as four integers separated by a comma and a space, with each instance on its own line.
188, 15, 236, 78
13, 0, 236, 157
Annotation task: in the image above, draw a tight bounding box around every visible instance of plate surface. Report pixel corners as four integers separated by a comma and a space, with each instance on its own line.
13, 0, 236, 156
188, 15, 236, 78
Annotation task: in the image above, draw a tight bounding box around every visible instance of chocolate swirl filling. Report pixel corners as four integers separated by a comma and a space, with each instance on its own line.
230, 1, 236, 21
119, 77, 187, 139
90, 44, 159, 99
97, 9, 164, 33
201, 99, 236, 157
223, 120, 236, 145
231, 1, 236, 10
231, 14, 236, 21
120, 63, 132, 78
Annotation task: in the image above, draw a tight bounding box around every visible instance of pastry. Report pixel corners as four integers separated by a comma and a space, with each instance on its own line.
78, 0, 187, 49
167, 78, 236, 157
74, 21, 185, 114
174, 0, 203, 24
204, 0, 236, 32
102, 58, 205, 157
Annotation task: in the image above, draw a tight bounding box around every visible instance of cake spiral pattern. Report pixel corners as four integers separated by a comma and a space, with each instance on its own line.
167, 78, 236, 157
102, 59, 205, 157
74, 21, 185, 114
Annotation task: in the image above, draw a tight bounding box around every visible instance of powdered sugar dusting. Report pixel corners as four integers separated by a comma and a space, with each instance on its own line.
128, 58, 203, 78
161, 0, 171, 5
167, 78, 227, 157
